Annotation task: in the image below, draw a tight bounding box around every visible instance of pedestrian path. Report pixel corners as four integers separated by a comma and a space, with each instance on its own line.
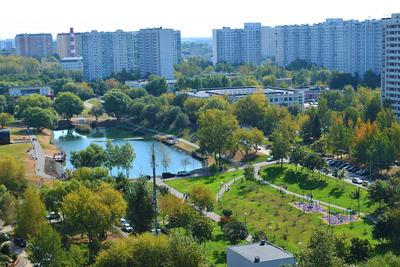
28, 136, 53, 179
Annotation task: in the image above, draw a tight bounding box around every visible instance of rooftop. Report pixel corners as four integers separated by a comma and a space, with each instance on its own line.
229, 241, 295, 263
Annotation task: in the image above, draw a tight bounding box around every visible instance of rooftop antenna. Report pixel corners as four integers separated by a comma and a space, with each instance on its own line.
151, 144, 159, 235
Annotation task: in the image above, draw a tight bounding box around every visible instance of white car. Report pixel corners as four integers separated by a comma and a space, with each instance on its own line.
119, 218, 126, 226
352, 177, 363, 184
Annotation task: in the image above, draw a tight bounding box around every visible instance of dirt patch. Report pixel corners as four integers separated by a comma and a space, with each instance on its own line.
37, 129, 59, 155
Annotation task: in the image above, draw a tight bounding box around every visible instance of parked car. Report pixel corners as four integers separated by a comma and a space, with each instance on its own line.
119, 218, 126, 226
14, 237, 27, 247
0, 233, 10, 242
352, 177, 363, 184
177, 171, 191, 177
121, 225, 133, 233
46, 211, 60, 220
266, 156, 274, 162
162, 172, 175, 179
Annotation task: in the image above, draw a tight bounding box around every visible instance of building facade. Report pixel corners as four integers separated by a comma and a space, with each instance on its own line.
213, 23, 262, 65
81, 30, 136, 81
382, 13, 400, 119
136, 28, 181, 79
15, 33, 53, 58
261, 26, 276, 59
9, 86, 52, 97
56, 32, 82, 58
275, 18, 382, 76
60, 57, 83, 72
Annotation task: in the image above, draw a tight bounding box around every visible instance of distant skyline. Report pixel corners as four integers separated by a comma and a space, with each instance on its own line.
1, 0, 398, 39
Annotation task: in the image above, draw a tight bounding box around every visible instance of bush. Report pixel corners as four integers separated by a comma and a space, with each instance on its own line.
222, 209, 233, 217
253, 230, 267, 242
0, 254, 10, 263
222, 220, 248, 244
0, 243, 11, 256
74, 124, 92, 135
157, 185, 169, 196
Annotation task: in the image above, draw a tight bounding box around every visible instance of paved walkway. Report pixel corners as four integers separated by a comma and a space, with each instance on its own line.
28, 137, 53, 179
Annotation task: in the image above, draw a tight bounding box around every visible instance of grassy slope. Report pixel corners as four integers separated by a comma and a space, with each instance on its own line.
220, 181, 376, 254
260, 164, 375, 214
165, 170, 243, 196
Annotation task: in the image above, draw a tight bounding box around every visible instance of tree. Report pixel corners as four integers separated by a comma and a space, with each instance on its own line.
0, 112, 13, 128
29, 224, 65, 267
362, 253, 400, 267
168, 234, 206, 267
15, 94, 52, 119
304, 152, 325, 178
24, 107, 58, 132
348, 238, 372, 264
298, 229, 344, 267
62, 186, 114, 246
160, 146, 171, 173
0, 185, 16, 224
271, 128, 291, 168
97, 183, 127, 230
373, 207, 400, 245
102, 89, 131, 119
190, 185, 214, 212
15, 187, 47, 239
244, 165, 255, 181
376, 108, 396, 130
90, 104, 104, 122
197, 109, 239, 165
327, 116, 352, 158
290, 146, 305, 171
185, 213, 213, 243
0, 156, 27, 194
222, 220, 248, 244
234, 92, 268, 128
54, 92, 84, 121
105, 141, 117, 175
125, 178, 153, 233
70, 143, 106, 168
61, 81, 94, 100
120, 143, 135, 178
145, 75, 169, 96
236, 128, 264, 157
158, 194, 185, 226
0, 95, 7, 113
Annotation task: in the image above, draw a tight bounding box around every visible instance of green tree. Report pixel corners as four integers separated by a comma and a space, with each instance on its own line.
54, 92, 84, 121
15, 187, 47, 239
234, 92, 268, 128
168, 234, 206, 267
236, 128, 264, 157
145, 75, 169, 96
29, 224, 65, 267
244, 164, 255, 181
70, 143, 106, 168
348, 238, 372, 264
190, 185, 214, 212
222, 220, 248, 244
0, 185, 16, 224
290, 146, 305, 171
24, 107, 58, 132
15, 94, 52, 119
102, 89, 131, 119
125, 178, 153, 233
120, 143, 135, 178
298, 229, 344, 267
0, 156, 27, 194
362, 253, 400, 267
90, 104, 104, 122
185, 213, 213, 243
271, 128, 291, 168
197, 109, 239, 165
0, 112, 13, 128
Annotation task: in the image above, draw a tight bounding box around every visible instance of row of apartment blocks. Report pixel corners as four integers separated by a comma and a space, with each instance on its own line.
15, 28, 181, 81
213, 18, 383, 76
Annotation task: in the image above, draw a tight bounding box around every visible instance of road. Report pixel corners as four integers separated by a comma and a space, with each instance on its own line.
28, 137, 53, 179
0, 222, 32, 267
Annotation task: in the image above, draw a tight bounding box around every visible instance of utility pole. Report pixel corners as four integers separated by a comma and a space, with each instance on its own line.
151, 144, 158, 235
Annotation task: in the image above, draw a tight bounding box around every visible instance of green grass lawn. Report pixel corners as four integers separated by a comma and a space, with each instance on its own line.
0, 143, 30, 159
165, 170, 244, 196
260, 164, 376, 214
220, 180, 376, 254
244, 155, 268, 164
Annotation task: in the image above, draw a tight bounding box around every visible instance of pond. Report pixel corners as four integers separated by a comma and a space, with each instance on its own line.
52, 128, 203, 178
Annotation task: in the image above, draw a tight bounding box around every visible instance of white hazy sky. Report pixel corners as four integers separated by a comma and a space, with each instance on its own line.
1, 0, 399, 39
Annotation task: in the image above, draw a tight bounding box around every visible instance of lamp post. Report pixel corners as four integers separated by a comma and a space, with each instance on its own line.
369, 148, 376, 182
151, 144, 159, 235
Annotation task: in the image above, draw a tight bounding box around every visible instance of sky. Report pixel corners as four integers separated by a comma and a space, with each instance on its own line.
1, 0, 399, 39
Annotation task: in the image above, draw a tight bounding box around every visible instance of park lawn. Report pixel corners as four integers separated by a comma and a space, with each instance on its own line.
220, 181, 377, 254
244, 154, 268, 164
165, 170, 244, 197
260, 164, 376, 214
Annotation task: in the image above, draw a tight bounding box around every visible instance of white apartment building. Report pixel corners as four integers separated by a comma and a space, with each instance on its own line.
213, 23, 262, 65
81, 30, 136, 81
382, 13, 400, 119
9, 86, 52, 97
261, 26, 276, 59
276, 18, 382, 76
136, 28, 181, 79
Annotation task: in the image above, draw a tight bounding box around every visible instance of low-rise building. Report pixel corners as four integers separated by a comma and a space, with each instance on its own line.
227, 241, 296, 267
60, 57, 83, 72
181, 86, 304, 108
9, 86, 53, 97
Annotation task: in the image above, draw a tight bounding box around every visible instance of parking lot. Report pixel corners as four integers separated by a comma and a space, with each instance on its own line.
324, 158, 372, 188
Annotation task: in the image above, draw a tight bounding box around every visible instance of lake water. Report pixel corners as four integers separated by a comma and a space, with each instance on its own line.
52, 128, 203, 178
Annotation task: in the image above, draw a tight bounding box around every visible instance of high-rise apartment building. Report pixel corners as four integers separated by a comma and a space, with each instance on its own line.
81, 30, 136, 81
0, 39, 15, 50
275, 18, 382, 75
136, 28, 181, 79
15, 33, 53, 58
382, 13, 400, 118
57, 30, 82, 58
261, 26, 276, 59
213, 23, 262, 65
